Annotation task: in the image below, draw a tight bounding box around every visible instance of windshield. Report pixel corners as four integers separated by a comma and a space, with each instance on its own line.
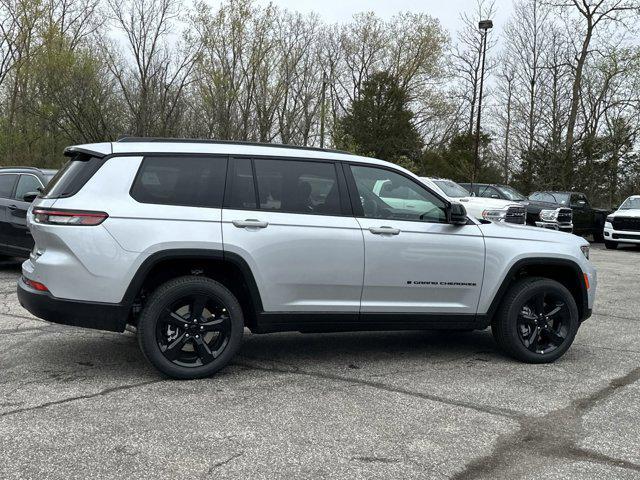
496, 185, 526, 201
433, 180, 470, 198
620, 197, 640, 210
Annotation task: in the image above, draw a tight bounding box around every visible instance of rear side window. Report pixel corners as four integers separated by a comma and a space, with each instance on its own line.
131, 156, 227, 208
253, 159, 342, 215
42, 155, 102, 198
0, 174, 17, 198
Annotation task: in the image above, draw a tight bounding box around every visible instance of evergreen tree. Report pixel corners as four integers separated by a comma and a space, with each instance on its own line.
336, 71, 423, 170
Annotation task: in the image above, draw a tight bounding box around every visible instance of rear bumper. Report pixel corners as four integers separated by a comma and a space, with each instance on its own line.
17, 276, 128, 332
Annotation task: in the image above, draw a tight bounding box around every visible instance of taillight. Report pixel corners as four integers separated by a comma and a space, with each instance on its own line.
23, 276, 49, 292
32, 208, 108, 226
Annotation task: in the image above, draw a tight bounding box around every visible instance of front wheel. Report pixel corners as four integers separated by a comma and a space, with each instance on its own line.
137, 276, 244, 379
492, 277, 579, 363
604, 240, 618, 250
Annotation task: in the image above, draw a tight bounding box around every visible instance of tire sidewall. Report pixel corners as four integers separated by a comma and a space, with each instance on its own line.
138, 277, 244, 379
501, 280, 579, 363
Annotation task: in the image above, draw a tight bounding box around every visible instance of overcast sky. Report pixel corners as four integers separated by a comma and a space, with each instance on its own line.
252, 0, 515, 36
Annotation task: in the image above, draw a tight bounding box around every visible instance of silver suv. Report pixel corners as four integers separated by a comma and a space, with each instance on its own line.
18, 139, 597, 379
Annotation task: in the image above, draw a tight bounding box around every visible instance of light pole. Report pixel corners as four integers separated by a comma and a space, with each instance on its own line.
471, 19, 493, 191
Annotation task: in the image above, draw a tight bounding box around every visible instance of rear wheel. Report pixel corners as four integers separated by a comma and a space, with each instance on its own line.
137, 276, 244, 379
604, 240, 618, 250
492, 277, 579, 363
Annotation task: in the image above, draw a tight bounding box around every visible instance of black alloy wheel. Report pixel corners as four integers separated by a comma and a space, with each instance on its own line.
516, 291, 569, 355
492, 277, 579, 363
157, 294, 231, 368
138, 276, 244, 379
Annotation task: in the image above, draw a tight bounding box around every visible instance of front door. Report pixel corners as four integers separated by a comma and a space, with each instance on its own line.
222, 157, 364, 313
346, 164, 485, 315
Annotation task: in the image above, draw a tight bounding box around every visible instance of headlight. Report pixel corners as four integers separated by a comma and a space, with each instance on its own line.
482, 209, 507, 221
539, 209, 559, 222
580, 245, 590, 259
606, 215, 614, 223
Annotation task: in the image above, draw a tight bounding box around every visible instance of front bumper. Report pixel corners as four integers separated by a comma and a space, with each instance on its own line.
17, 276, 128, 332
604, 227, 640, 244
535, 221, 573, 233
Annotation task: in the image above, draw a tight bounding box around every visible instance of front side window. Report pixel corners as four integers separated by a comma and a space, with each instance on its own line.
15, 175, 43, 201
478, 186, 500, 198
131, 156, 227, 208
350, 165, 446, 223
253, 159, 342, 215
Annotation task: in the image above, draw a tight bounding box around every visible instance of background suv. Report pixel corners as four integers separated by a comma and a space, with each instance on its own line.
0, 167, 56, 258
18, 139, 596, 379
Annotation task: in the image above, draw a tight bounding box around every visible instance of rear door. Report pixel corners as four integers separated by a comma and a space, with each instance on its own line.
346, 163, 485, 316
8, 174, 44, 252
222, 157, 364, 314
0, 174, 18, 250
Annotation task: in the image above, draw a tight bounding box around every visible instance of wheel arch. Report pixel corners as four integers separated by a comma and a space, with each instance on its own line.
121, 249, 263, 329
484, 257, 588, 324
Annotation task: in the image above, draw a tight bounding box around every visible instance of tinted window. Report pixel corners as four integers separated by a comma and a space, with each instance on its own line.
0, 174, 17, 198
254, 159, 341, 215
131, 156, 227, 208
226, 158, 257, 210
42, 155, 101, 198
15, 175, 43, 200
350, 165, 446, 223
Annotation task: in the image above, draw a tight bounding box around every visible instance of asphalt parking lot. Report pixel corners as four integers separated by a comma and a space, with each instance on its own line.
1, 244, 639, 480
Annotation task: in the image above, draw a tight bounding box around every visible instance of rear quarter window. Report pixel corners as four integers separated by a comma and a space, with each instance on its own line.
130, 156, 228, 208
42, 155, 103, 198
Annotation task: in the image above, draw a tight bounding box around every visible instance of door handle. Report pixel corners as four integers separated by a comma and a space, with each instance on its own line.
369, 226, 400, 235
232, 219, 268, 229
8, 205, 17, 211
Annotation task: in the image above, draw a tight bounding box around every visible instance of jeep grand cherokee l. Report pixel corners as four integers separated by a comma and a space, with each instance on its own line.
18, 139, 597, 379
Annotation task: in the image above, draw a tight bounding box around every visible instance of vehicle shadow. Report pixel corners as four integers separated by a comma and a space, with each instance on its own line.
22, 328, 501, 380
0, 257, 23, 272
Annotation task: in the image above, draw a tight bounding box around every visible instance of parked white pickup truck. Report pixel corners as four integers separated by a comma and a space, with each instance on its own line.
419, 177, 526, 225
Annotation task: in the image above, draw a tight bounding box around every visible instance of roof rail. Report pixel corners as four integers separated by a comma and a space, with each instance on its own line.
0, 166, 43, 171
116, 136, 353, 155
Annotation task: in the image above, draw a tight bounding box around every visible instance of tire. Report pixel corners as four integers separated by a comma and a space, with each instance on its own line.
593, 229, 604, 243
137, 276, 244, 379
491, 277, 579, 364
604, 240, 618, 250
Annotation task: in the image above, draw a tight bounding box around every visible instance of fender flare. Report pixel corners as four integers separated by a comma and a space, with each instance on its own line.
120, 249, 264, 313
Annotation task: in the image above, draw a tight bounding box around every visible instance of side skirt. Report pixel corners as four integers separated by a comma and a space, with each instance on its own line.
254, 312, 486, 334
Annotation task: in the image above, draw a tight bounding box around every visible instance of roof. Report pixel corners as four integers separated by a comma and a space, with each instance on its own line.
64, 139, 399, 170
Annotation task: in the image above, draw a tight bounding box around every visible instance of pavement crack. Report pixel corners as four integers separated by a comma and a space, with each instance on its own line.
0, 380, 162, 418
206, 451, 244, 473
234, 357, 521, 419
450, 367, 640, 479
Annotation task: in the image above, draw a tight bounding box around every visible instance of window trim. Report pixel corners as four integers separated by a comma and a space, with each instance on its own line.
223, 155, 353, 218
129, 154, 229, 209
343, 161, 453, 224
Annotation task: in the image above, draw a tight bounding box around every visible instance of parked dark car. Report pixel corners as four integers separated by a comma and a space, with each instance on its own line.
0, 167, 57, 258
462, 184, 608, 240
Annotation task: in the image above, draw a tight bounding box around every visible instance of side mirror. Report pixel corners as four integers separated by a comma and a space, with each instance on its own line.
22, 192, 39, 203
491, 194, 500, 199
447, 203, 468, 225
